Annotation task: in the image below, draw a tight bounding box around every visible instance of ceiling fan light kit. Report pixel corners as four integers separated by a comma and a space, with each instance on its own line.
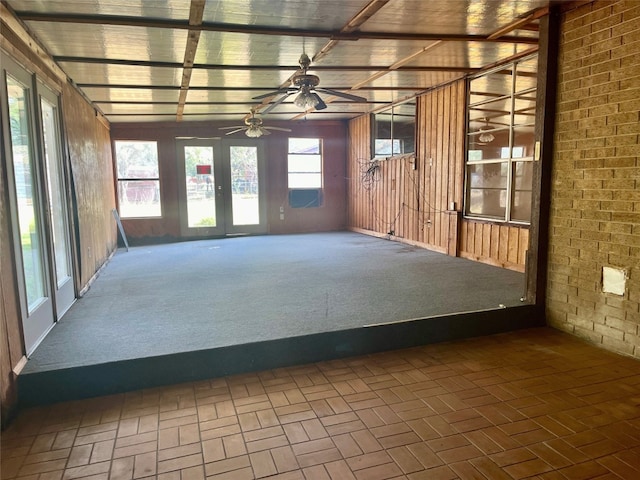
219, 109, 292, 138
254, 52, 365, 114
478, 131, 495, 143
478, 117, 495, 144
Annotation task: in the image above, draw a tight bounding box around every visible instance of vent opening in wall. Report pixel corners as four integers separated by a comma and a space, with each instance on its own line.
602, 266, 626, 296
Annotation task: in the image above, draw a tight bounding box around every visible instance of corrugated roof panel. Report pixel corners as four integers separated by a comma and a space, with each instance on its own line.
26, 22, 188, 62
182, 103, 258, 115
5, 0, 546, 123
80, 87, 181, 103
362, 0, 546, 36
98, 103, 178, 115
107, 115, 179, 123
59, 63, 181, 86
195, 31, 327, 67
8, 0, 190, 19
202, 0, 368, 30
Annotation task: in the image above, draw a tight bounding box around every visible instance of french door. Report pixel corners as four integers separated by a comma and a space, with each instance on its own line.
1, 54, 75, 355
177, 138, 267, 237
38, 83, 75, 318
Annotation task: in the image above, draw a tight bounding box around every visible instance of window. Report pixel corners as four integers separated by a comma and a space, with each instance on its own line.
465, 54, 537, 223
373, 101, 415, 158
115, 141, 161, 218
288, 137, 322, 208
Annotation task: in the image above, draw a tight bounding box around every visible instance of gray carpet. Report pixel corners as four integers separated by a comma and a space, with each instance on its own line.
24, 232, 525, 372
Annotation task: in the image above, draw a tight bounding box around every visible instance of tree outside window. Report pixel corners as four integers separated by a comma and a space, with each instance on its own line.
115, 141, 161, 218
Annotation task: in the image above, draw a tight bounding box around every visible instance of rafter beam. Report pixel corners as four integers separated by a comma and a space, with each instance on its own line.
488, 7, 549, 40
76, 83, 431, 92
176, 0, 205, 121
13, 11, 539, 45
53, 56, 480, 73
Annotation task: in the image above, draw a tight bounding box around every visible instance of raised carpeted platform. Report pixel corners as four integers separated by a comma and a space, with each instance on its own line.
18, 232, 542, 405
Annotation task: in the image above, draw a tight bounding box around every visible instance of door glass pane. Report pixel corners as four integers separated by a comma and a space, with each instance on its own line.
41, 97, 70, 286
7, 75, 47, 311
184, 146, 216, 227
230, 146, 259, 226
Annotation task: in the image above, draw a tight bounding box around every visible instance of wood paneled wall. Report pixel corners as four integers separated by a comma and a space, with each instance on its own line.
348, 82, 466, 253
459, 220, 529, 272
62, 84, 117, 288
347, 80, 528, 272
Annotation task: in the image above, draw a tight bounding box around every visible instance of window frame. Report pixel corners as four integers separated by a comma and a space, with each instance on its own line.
464, 53, 538, 225
114, 140, 162, 219
286, 137, 323, 208
287, 136, 322, 183
371, 100, 416, 159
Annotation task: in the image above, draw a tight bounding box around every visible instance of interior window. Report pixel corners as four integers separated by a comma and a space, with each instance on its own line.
287, 137, 323, 208
373, 101, 416, 158
465, 54, 537, 223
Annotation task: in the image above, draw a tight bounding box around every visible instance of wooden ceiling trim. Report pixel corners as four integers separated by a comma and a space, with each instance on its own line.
472, 46, 540, 76
177, 0, 206, 121
1, 3, 66, 83
54, 56, 479, 73
15, 12, 538, 45
351, 41, 444, 90
76, 83, 430, 92
487, 6, 549, 40
313, 0, 391, 63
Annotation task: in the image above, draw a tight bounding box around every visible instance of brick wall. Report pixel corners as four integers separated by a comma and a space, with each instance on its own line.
548, 0, 640, 356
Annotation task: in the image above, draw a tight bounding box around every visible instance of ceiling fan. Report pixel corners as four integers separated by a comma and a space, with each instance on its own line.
219, 109, 292, 137
253, 53, 367, 114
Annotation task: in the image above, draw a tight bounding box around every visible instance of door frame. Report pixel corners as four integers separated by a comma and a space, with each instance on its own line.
176, 137, 268, 237
35, 80, 76, 319
221, 138, 268, 235
1, 53, 55, 355
176, 138, 225, 237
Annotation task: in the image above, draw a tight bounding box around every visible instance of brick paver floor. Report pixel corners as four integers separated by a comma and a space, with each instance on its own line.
2, 327, 640, 479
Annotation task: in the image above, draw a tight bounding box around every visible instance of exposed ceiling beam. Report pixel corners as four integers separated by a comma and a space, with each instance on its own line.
488, 7, 549, 40
176, 0, 205, 121
54, 56, 479, 73
351, 41, 444, 90
313, 0, 391, 63
14, 11, 538, 44
0, 3, 66, 82
77, 83, 425, 92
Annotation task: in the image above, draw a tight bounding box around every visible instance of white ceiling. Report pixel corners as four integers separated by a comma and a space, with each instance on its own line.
6, 0, 547, 124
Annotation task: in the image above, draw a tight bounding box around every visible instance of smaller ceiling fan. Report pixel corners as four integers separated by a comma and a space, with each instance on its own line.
219, 109, 292, 137
253, 53, 367, 114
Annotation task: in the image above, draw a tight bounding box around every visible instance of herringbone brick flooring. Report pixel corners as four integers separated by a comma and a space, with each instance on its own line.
3, 327, 640, 479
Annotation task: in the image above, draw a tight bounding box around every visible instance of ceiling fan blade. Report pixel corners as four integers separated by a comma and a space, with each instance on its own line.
252, 89, 290, 100
259, 127, 271, 135
316, 88, 367, 102
312, 93, 327, 110
262, 92, 291, 114
265, 126, 292, 132
219, 125, 246, 130
224, 127, 247, 135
